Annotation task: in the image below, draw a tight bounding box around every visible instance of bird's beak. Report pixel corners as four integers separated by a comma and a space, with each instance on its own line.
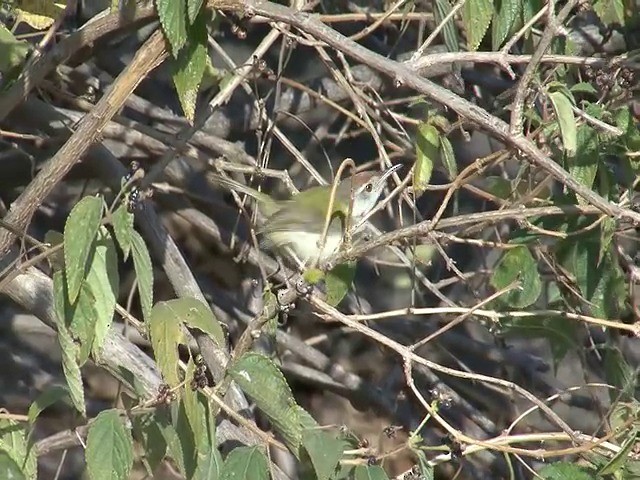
374, 164, 402, 190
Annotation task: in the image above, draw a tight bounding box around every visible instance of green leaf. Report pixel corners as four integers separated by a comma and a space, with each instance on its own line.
521, 0, 543, 40
492, 0, 520, 50
28, 386, 69, 425
598, 217, 616, 266
570, 124, 599, 200
156, 0, 188, 56
149, 301, 185, 387
86, 410, 134, 480
44, 230, 65, 271
433, 0, 459, 53
182, 357, 209, 449
570, 82, 598, 95
325, 262, 356, 307
462, 0, 493, 51
158, 297, 224, 347
490, 246, 541, 308
414, 123, 439, 195
354, 465, 390, 480
0, 418, 36, 479
440, 135, 457, 181
131, 410, 168, 474
194, 418, 223, 480
593, 0, 625, 26
539, 462, 595, 479
172, 8, 208, 122
548, 90, 577, 156
130, 230, 153, 322
166, 400, 198, 479
501, 315, 577, 369
87, 228, 119, 359
411, 448, 435, 479
230, 353, 302, 455
0, 451, 25, 480
604, 347, 636, 403
111, 204, 134, 260
187, 0, 203, 24
52, 272, 86, 416
55, 274, 97, 366
302, 428, 347, 480
598, 428, 637, 475
0, 24, 31, 74
558, 234, 626, 319
219, 447, 269, 480
64, 196, 103, 304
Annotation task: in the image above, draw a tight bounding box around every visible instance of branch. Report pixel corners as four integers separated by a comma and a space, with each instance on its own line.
0, 29, 167, 256
215, 0, 640, 226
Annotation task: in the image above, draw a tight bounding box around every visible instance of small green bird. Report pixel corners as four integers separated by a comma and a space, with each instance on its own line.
211, 164, 400, 266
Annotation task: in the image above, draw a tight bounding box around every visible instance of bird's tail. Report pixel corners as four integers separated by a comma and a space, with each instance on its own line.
208, 172, 275, 208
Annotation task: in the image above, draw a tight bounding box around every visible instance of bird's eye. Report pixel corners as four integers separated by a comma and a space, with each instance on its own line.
364, 183, 373, 192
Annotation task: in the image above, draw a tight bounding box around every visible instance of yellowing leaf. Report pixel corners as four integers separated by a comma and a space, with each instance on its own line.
15, 0, 66, 30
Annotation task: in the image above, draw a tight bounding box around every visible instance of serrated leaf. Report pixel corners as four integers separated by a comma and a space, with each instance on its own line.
157, 297, 224, 347
492, 0, 521, 50
111, 204, 134, 260
302, 429, 347, 480
131, 410, 168, 474
155, 0, 188, 56
521, 0, 543, 39
557, 233, 626, 319
28, 386, 69, 425
570, 124, 599, 203
304, 267, 325, 285
219, 447, 269, 480
87, 228, 119, 359
414, 123, 439, 195
64, 196, 103, 304
411, 448, 435, 480
14, 0, 65, 30
182, 358, 207, 448
501, 315, 577, 370
172, 9, 208, 122
570, 82, 598, 95
0, 451, 25, 480
599, 428, 637, 475
187, 0, 203, 23
149, 301, 185, 387
230, 353, 302, 455
598, 217, 616, 266
0, 24, 31, 74
485, 176, 513, 199
325, 262, 356, 307
593, 0, 625, 26
440, 135, 457, 181
462, 0, 493, 51
548, 90, 577, 156
130, 230, 153, 322
55, 276, 97, 366
167, 400, 198, 479
0, 418, 36, 479
52, 271, 86, 416
433, 0, 459, 53
44, 230, 64, 272
491, 246, 541, 308
354, 465, 390, 480
539, 462, 595, 479
604, 347, 636, 403
86, 410, 134, 480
